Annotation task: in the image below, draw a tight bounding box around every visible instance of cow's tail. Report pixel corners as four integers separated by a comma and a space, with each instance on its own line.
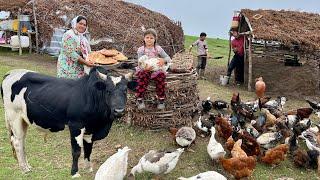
1, 73, 10, 100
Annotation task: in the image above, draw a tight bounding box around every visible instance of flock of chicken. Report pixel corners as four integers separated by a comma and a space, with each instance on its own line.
94, 77, 320, 180
93, 93, 320, 180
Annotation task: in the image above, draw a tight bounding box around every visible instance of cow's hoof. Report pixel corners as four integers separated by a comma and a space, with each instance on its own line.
71, 172, 81, 178
21, 166, 31, 173
84, 159, 93, 172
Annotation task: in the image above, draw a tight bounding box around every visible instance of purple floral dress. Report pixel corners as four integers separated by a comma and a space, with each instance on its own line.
57, 29, 90, 79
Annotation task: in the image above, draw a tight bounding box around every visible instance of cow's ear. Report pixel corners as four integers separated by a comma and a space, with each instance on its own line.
127, 80, 138, 91
95, 81, 106, 91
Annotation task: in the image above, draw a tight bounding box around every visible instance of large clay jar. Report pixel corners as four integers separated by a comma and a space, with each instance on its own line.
255, 77, 266, 98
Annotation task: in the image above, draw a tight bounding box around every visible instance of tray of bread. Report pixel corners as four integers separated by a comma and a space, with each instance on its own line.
87, 49, 129, 66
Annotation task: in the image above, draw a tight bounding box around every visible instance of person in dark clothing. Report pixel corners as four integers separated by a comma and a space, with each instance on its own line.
227, 29, 245, 84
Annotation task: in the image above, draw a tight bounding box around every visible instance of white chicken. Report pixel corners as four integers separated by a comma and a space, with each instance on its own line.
138, 55, 170, 72
207, 127, 226, 161
94, 146, 131, 180
178, 171, 227, 180
129, 148, 184, 178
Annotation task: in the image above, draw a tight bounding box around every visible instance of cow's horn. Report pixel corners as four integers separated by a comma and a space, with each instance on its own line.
97, 70, 107, 80
124, 72, 133, 81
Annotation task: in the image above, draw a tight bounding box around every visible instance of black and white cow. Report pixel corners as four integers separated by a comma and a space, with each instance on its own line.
1, 67, 136, 178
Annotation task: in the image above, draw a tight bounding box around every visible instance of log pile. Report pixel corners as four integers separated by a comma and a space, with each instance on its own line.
116, 53, 199, 129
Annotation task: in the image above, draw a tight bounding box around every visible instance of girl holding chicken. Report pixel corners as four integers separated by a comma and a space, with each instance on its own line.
135, 28, 171, 110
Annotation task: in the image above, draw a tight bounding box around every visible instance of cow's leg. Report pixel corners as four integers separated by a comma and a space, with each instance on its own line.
69, 127, 85, 178
8, 114, 30, 173
83, 134, 93, 172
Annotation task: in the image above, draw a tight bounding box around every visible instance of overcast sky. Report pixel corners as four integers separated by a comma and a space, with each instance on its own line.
125, 0, 320, 39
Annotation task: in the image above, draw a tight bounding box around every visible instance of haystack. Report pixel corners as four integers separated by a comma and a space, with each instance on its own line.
0, 0, 184, 57
119, 52, 199, 130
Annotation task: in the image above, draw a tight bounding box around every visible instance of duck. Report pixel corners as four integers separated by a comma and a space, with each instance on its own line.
301, 126, 320, 152
195, 114, 215, 134
178, 171, 227, 180
257, 132, 283, 149
169, 127, 196, 147
94, 146, 131, 180
207, 127, 226, 161
129, 148, 184, 178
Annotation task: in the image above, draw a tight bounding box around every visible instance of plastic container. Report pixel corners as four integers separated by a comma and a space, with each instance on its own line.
10, 35, 30, 48
220, 75, 229, 86
19, 15, 31, 22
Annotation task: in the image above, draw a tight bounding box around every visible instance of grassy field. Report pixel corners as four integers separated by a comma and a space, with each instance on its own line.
0, 39, 318, 180
184, 35, 230, 68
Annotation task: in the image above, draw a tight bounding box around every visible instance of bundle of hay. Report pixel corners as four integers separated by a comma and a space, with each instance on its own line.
0, 0, 184, 57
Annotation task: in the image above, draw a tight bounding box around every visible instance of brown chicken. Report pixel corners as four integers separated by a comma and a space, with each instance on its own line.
225, 136, 235, 151
261, 144, 289, 165
220, 156, 257, 180
297, 107, 313, 119
215, 116, 233, 140
231, 139, 247, 158
232, 131, 261, 156
262, 108, 277, 127
293, 149, 310, 168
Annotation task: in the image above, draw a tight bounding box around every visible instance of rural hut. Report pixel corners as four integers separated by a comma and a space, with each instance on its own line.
0, 0, 184, 57
235, 9, 320, 97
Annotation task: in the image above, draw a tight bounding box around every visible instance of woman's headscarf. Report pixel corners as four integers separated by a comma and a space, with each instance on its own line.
71, 16, 91, 60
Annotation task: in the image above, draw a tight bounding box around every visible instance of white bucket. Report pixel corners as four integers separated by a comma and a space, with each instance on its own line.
220, 75, 229, 86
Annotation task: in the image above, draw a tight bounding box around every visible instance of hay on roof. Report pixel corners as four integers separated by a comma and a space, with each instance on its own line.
241, 9, 320, 51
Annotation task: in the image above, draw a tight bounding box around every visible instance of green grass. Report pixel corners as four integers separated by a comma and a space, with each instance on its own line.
0, 37, 319, 180
184, 35, 229, 68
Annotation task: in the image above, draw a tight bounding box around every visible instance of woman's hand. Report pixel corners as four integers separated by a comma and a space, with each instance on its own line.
157, 58, 165, 67
86, 60, 95, 67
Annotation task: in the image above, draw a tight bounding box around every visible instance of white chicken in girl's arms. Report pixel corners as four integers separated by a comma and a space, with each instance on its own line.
94, 146, 131, 180
138, 55, 171, 72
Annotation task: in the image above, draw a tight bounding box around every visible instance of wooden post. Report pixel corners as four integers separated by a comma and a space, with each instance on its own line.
248, 37, 252, 91
33, 0, 39, 53
243, 35, 247, 86
28, 32, 32, 54
18, 9, 22, 56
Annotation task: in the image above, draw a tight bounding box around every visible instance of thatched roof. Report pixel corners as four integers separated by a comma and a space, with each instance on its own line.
241, 9, 320, 51
0, 0, 184, 57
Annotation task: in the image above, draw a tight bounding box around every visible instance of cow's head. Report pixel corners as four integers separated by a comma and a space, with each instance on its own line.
89, 67, 136, 118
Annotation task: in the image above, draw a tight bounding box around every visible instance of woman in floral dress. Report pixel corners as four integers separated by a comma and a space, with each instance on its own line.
57, 16, 94, 79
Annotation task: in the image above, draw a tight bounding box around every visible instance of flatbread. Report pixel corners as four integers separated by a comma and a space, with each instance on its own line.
114, 53, 128, 61
88, 51, 105, 62
95, 57, 118, 65
99, 49, 120, 57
